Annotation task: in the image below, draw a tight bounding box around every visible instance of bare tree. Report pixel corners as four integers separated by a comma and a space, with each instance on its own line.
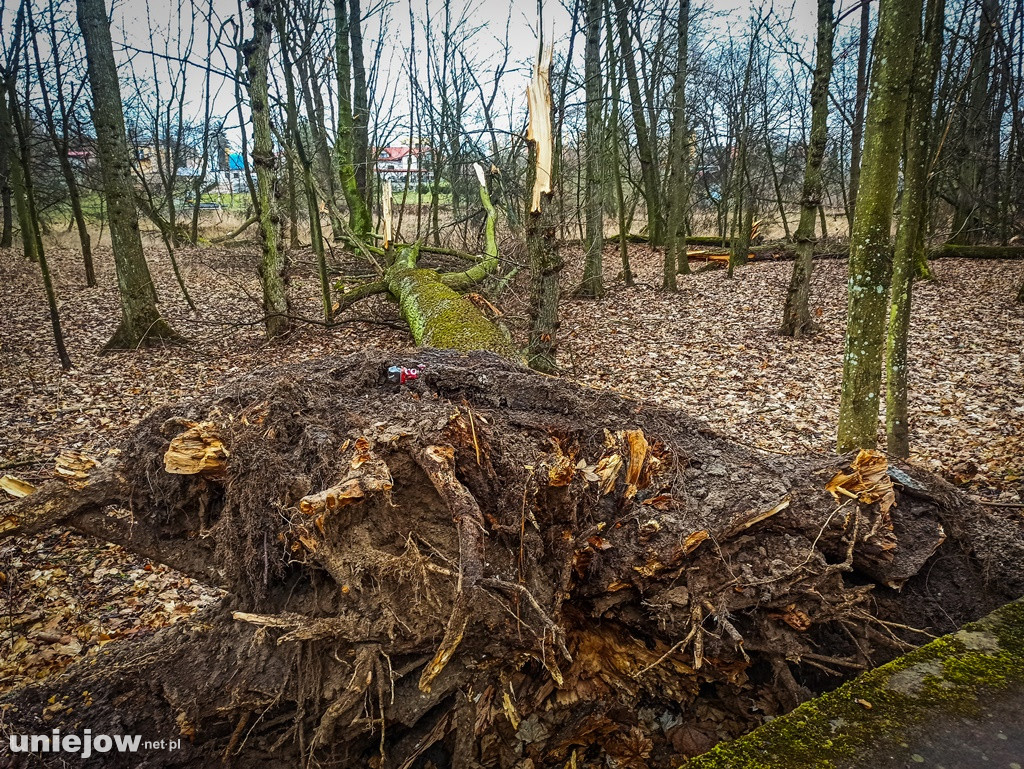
76, 0, 178, 349
886, 0, 946, 457
527, 41, 561, 374
577, 0, 605, 297
244, 0, 291, 338
780, 0, 835, 336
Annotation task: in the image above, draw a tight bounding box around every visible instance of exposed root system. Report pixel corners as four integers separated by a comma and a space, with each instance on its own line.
3, 350, 1023, 768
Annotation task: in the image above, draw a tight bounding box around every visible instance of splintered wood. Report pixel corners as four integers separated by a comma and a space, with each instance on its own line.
382, 180, 393, 249
826, 449, 896, 515
298, 437, 393, 516
0, 475, 36, 499
299, 479, 365, 515
163, 422, 229, 478
526, 45, 554, 213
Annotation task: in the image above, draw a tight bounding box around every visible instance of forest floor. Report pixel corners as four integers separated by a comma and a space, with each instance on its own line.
1, 239, 1022, 695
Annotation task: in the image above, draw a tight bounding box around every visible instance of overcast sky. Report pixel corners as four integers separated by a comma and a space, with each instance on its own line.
7, 0, 850, 151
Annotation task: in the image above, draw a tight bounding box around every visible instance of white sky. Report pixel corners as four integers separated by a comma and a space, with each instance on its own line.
8, 0, 851, 151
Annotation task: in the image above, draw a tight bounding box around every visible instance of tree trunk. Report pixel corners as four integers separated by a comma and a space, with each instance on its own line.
886, 0, 945, 459
950, 0, 999, 245
578, 0, 605, 299
727, 22, 761, 279
605, 0, 633, 287
847, 0, 871, 227
75, 0, 177, 349
780, 0, 834, 337
837, 0, 921, 453
335, 167, 507, 353
0, 99, 10, 249
334, 0, 372, 238
526, 46, 561, 374
275, 6, 330, 324
385, 245, 513, 357
244, 0, 291, 339
665, 0, 691, 289
10, 69, 71, 370
2, 83, 36, 263
349, 0, 371, 209
0, 136, 11, 247
286, 147, 299, 250
4, 351, 1022, 769
611, 0, 664, 245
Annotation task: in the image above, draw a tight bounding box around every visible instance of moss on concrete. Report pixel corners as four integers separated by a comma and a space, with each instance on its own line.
681, 599, 1024, 769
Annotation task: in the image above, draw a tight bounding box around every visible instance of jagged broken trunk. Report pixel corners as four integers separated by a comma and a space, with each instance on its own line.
3, 351, 1023, 768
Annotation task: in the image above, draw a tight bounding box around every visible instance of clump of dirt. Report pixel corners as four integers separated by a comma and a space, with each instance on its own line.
3, 349, 1022, 768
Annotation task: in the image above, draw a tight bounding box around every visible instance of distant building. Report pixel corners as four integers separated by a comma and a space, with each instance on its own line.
132, 141, 201, 179
67, 150, 92, 169
208, 152, 251, 193
375, 146, 432, 184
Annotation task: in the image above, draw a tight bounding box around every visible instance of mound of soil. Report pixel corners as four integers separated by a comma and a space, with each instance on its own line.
3, 349, 1022, 768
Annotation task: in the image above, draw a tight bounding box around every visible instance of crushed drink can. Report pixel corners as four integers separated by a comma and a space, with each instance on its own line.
387, 365, 422, 384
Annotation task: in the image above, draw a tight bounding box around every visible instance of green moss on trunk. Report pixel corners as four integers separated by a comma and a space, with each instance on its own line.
386, 246, 516, 358
334, 0, 372, 238
836, 0, 920, 452
682, 599, 1024, 769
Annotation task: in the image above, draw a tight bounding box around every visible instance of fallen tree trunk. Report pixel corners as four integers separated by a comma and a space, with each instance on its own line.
384, 245, 513, 357
208, 214, 258, 244
337, 166, 510, 357
928, 244, 1024, 259
2, 350, 1022, 768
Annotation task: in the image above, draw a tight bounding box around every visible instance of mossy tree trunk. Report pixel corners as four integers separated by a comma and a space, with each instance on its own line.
885, 0, 946, 459
385, 245, 514, 357
334, 0, 372, 238
382, 170, 512, 357
837, 0, 921, 453
76, 0, 177, 349
336, 168, 509, 356
243, 0, 291, 340
664, 0, 691, 289
780, 0, 834, 337
578, 0, 605, 299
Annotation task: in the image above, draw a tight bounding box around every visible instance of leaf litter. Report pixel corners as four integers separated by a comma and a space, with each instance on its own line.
0, 239, 1021, 696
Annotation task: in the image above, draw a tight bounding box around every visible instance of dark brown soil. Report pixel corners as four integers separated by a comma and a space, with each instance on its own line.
2, 349, 1022, 769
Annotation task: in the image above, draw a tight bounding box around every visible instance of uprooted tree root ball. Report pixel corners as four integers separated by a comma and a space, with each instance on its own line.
3, 350, 1023, 768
